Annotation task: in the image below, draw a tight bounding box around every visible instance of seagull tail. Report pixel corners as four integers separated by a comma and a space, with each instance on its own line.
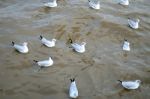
118, 80, 122, 83
40, 35, 43, 40
33, 60, 38, 63
12, 41, 15, 46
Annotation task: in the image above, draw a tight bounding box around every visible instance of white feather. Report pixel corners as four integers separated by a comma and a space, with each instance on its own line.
88, 0, 100, 9
71, 42, 86, 53
121, 80, 141, 90
119, 0, 129, 6
36, 57, 53, 67
13, 42, 29, 53
128, 18, 140, 29
69, 81, 78, 98
40, 37, 56, 47
44, 0, 57, 7
123, 40, 130, 51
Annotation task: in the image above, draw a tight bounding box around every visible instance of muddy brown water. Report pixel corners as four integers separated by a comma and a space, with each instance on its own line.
0, 0, 150, 99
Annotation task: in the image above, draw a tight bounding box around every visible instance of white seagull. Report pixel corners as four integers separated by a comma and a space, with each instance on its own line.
69, 39, 86, 53
12, 42, 29, 53
69, 78, 79, 99
34, 57, 53, 67
128, 18, 140, 29
88, 0, 100, 10
40, 35, 56, 48
118, 0, 129, 6
118, 80, 141, 90
44, 0, 57, 8
122, 39, 130, 51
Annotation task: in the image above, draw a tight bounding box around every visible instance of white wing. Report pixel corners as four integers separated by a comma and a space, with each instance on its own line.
122, 81, 139, 89
123, 41, 130, 51
14, 44, 28, 53
71, 43, 81, 50
119, 0, 129, 5
37, 60, 53, 67
128, 19, 138, 29
89, 1, 100, 9
69, 82, 78, 98
41, 38, 54, 47
71, 43, 85, 53
44, 0, 57, 7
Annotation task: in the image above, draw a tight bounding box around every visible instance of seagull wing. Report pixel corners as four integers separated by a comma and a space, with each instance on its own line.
71, 43, 81, 50
122, 81, 138, 89
14, 44, 24, 52
69, 82, 78, 98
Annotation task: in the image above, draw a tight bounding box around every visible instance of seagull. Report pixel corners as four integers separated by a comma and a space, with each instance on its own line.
33, 57, 53, 67
122, 39, 130, 51
40, 35, 56, 48
118, 80, 141, 90
69, 39, 86, 53
12, 42, 29, 53
128, 18, 140, 29
69, 78, 79, 99
88, 0, 100, 9
118, 0, 129, 6
44, 0, 57, 8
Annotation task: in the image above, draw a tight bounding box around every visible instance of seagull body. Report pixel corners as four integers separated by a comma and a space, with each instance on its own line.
128, 18, 140, 29
69, 79, 78, 99
88, 0, 100, 9
44, 0, 57, 7
40, 36, 56, 47
123, 40, 130, 51
118, 80, 141, 90
12, 42, 29, 53
119, 0, 129, 6
71, 41, 86, 53
34, 57, 53, 67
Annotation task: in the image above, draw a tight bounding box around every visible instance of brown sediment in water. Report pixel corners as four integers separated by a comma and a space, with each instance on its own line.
0, 0, 150, 99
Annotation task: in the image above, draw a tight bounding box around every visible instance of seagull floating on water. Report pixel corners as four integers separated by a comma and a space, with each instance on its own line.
118, 80, 141, 90
34, 57, 53, 68
40, 35, 56, 47
69, 39, 86, 53
128, 18, 140, 29
12, 42, 29, 53
122, 39, 130, 51
118, 0, 129, 6
44, 0, 57, 8
69, 78, 79, 99
88, 0, 100, 9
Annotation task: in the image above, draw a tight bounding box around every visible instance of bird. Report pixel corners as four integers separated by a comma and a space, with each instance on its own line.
39, 35, 56, 48
122, 39, 130, 51
118, 0, 129, 6
12, 42, 29, 53
88, 0, 100, 9
128, 18, 140, 29
69, 39, 86, 53
33, 57, 53, 67
69, 78, 79, 98
44, 0, 57, 8
118, 80, 141, 90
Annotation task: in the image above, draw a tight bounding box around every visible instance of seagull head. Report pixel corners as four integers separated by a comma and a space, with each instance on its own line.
136, 80, 141, 84
23, 42, 28, 46
135, 19, 140, 23
81, 42, 86, 46
52, 39, 57, 42
124, 39, 128, 42
49, 57, 52, 60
